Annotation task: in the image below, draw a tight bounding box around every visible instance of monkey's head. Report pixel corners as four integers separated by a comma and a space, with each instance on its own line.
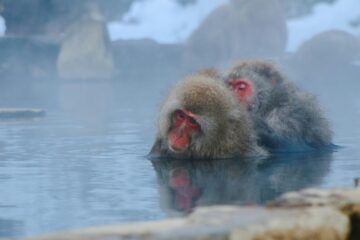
158, 73, 246, 158
225, 60, 285, 112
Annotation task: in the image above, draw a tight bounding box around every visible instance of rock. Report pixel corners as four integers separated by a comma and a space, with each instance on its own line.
279, 0, 337, 19
23, 206, 348, 240
184, 0, 287, 70
270, 188, 360, 240
294, 30, 360, 72
355, 178, 360, 188
0, 1, 133, 36
191, 206, 348, 240
19, 187, 360, 240
269, 188, 360, 214
57, 6, 114, 80
0, 108, 46, 119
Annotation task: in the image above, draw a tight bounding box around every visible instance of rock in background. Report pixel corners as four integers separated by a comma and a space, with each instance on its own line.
0, 0, 134, 37
0, 0, 358, 83
279, 0, 337, 19
57, 4, 114, 80
184, 0, 288, 70
294, 30, 360, 74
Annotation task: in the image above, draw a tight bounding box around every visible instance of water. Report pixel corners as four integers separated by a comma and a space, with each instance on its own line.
0, 79, 359, 237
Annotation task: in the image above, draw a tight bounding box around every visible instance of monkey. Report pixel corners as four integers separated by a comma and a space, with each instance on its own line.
149, 71, 267, 159
167, 167, 202, 213
224, 60, 333, 152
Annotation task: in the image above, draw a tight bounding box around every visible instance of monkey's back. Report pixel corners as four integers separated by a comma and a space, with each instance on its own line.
225, 59, 333, 152
257, 80, 333, 152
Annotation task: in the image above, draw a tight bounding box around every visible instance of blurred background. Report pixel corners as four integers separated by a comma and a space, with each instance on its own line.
0, 0, 358, 82
0, 0, 359, 238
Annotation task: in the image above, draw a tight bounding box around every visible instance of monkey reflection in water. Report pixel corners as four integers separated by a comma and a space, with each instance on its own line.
151, 151, 332, 214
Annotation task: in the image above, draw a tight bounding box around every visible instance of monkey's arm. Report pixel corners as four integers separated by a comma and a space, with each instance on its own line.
149, 138, 163, 157
253, 114, 285, 149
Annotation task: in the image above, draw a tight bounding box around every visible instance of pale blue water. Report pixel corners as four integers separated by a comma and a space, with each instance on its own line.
0, 81, 359, 237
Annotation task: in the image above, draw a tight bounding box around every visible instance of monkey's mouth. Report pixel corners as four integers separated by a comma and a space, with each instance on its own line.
168, 140, 189, 154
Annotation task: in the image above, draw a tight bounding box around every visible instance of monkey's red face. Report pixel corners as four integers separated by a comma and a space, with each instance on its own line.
168, 109, 200, 153
227, 79, 254, 105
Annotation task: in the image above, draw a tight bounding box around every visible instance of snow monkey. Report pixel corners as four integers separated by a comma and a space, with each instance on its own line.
224, 60, 333, 152
149, 71, 267, 159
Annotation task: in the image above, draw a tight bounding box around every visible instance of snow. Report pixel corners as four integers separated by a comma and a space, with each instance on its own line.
107, 0, 360, 52
107, 0, 228, 43
287, 0, 360, 52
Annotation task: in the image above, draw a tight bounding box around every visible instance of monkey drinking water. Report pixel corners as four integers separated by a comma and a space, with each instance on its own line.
149, 72, 267, 159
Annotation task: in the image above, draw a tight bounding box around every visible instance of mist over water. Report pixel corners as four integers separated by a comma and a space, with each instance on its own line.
0, 0, 359, 237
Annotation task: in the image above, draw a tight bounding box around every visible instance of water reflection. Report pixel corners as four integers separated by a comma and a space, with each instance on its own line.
0, 218, 23, 237
152, 151, 333, 215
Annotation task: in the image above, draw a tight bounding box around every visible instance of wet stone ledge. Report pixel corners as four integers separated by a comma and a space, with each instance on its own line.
0, 108, 46, 119
18, 187, 360, 240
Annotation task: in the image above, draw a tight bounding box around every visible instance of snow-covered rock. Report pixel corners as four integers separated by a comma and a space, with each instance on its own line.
287, 0, 360, 52
107, 0, 227, 43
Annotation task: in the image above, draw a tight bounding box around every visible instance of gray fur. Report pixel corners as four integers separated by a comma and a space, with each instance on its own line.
150, 73, 267, 159
224, 60, 333, 152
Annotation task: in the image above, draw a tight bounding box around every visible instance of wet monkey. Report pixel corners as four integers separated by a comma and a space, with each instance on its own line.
149, 71, 267, 159
224, 60, 333, 152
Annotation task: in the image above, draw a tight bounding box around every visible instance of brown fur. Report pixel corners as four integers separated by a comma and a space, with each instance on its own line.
150, 72, 267, 159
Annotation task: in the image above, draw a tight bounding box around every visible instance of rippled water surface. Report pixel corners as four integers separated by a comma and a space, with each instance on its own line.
0, 81, 359, 237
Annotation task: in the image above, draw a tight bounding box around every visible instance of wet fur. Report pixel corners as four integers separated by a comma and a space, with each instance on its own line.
150, 72, 267, 159
225, 60, 333, 152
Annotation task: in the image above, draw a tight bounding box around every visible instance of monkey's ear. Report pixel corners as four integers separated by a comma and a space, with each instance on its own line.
196, 68, 220, 78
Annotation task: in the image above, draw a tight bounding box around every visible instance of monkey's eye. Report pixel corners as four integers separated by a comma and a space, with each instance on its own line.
188, 117, 199, 128
235, 80, 249, 91
238, 82, 247, 90
174, 110, 186, 122
228, 79, 248, 91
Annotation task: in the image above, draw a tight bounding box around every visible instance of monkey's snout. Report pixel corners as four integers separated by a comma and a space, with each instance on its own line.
168, 141, 189, 153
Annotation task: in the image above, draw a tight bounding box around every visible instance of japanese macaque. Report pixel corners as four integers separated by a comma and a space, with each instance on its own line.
149, 72, 267, 159
224, 60, 333, 152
